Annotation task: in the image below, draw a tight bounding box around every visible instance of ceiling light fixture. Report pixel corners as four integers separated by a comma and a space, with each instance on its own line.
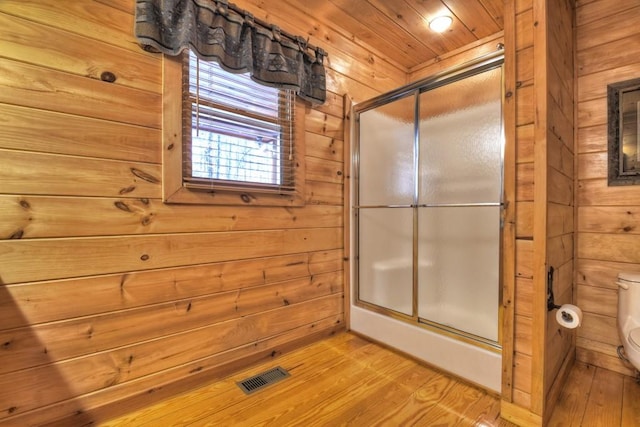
429, 15, 453, 33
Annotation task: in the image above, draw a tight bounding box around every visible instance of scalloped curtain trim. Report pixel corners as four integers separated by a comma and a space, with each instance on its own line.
135, 0, 326, 105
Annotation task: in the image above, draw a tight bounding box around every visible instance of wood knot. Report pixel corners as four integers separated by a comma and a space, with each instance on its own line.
119, 185, 136, 195
140, 254, 150, 261
114, 201, 132, 212
100, 71, 117, 83
131, 168, 160, 184
9, 229, 24, 239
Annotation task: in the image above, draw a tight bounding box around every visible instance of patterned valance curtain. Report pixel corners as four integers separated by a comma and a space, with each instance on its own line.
135, 0, 327, 104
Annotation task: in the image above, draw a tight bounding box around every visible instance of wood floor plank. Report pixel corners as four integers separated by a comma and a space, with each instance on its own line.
361, 370, 457, 425
581, 367, 624, 427
454, 391, 506, 426
408, 382, 487, 426
336, 364, 441, 424
548, 362, 596, 427
622, 375, 640, 427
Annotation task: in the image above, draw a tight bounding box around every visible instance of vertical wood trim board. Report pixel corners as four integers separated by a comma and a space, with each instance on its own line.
343, 93, 353, 328
501, 0, 518, 404
531, 0, 549, 418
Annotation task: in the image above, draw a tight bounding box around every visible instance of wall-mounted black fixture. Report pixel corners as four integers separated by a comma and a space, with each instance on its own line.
547, 266, 560, 311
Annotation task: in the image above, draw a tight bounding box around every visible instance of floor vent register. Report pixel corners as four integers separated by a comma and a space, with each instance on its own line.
236, 366, 290, 395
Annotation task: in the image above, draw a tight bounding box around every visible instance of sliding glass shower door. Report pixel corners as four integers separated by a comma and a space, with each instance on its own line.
355, 58, 503, 345
357, 95, 416, 316
417, 67, 503, 342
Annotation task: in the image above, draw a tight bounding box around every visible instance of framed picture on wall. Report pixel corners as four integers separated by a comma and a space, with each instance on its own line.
608, 77, 640, 186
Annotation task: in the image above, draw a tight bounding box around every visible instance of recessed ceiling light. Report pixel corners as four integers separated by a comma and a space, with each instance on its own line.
429, 16, 453, 33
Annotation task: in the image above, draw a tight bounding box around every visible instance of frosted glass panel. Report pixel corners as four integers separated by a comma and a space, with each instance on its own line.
419, 67, 502, 204
358, 208, 413, 315
417, 207, 500, 341
359, 95, 415, 206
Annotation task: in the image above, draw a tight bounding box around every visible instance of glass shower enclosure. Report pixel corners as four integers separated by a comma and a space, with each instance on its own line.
354, 55, 504, 348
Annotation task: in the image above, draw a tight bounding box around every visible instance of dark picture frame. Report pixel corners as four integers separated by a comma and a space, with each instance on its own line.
608, 77, 640, 186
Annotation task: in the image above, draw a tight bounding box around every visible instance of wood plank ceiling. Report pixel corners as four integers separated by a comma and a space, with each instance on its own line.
284, 0, 504, 70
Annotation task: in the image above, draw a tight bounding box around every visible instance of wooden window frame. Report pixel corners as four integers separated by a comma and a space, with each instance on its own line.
162, 55, 306, 206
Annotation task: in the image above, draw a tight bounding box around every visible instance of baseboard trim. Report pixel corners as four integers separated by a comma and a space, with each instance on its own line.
501, 400, 543, 427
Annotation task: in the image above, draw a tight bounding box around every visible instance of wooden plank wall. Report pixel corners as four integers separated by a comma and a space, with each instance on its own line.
0, 0, 407, 424
540, 0, 575, 422
504, 1, 575, 425
575, 0, 640, 377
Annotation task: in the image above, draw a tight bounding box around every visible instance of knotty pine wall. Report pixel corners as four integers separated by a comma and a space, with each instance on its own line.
3, 0, 596, 424
539, 0, 575, 421
0, 0, 407, 424
503, 0, 575, 425
576, 0, 640, 377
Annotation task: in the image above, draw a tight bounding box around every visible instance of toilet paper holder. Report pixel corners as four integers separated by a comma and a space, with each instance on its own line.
547, 266, 561, 312
547, 266, 583, 327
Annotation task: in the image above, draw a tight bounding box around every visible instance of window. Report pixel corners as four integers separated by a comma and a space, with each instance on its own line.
162, 53, 306, 206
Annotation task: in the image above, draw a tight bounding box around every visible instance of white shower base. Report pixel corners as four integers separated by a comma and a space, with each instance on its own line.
350, 306, 502, 392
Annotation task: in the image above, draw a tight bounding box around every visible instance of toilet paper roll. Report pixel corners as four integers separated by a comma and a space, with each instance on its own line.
556, 304, 582, 329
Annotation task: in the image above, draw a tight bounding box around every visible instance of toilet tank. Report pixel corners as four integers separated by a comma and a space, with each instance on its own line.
618, 272, 640, 326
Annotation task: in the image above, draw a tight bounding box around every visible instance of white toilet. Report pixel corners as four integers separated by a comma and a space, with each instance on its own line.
617, 272, 640, 372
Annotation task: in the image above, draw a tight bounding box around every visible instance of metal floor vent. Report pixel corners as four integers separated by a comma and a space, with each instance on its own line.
237, 366, 290, 395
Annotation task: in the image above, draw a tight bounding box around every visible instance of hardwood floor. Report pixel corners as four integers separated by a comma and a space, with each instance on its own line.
102, 333, 512, 426
548, 361, 640, 426
101, 333, 640, 426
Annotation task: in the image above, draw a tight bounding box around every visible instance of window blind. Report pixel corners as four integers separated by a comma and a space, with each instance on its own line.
183, 51, 297, 193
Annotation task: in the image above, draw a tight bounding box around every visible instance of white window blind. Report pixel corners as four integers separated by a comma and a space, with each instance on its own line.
183, 51, 296, 193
